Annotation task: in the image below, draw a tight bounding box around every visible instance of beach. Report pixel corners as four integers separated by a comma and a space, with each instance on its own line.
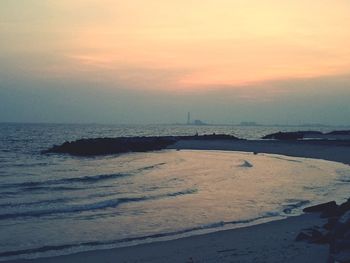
3, 0, 350, 260
13, 214, 327, 263
10, 138, 350, 263
171, 139, 350, 165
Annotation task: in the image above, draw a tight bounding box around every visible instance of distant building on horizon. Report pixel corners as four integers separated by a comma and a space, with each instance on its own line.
186, 112, 207, 126
187, 112, 191, 125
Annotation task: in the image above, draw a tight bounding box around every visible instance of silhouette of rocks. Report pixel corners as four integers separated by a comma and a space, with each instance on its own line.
43, 134, 240, 156
323, 217, 339, 231
303, 201, 338, 213
326, 130, 350, 136
262, 132, 305, 140
321, 205, 341, 218
296, 227, 330, 244
297, 199, 350, 262
338, 200, 350, 215
296, 130, 323, 136
262, 130, 350, 140
43, 137, 176, 156
178, 134, 240, 141
329, 211, 350, 262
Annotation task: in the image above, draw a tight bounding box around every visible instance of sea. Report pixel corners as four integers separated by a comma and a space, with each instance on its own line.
1, 123, 350, 261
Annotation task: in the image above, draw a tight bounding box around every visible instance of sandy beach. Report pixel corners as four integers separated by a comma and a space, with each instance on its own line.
13, 214, 327, 263
9, 139, 350, 263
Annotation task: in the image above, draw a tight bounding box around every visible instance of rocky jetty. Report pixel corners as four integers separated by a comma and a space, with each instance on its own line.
43, 134, 240, 156
326, 130, 350, 136
296, 199, 350, 262
262, 130, 350, 140
262, 131, 305, 140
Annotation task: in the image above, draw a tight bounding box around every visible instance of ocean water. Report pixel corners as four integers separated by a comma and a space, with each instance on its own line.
0, 123, 349, 261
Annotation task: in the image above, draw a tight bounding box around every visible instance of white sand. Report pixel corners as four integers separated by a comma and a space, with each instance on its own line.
11, 140, 350, 263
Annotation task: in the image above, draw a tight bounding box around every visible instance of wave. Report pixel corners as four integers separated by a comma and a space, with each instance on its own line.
12, 162, 51, 168
0, 163, 166, 192
137, 162, 166, 171
0, 186, 91, 196
22, 186, 86, 192
336, 168, 350, 182
0, 173, 129, 191
0, 211, 279, 259
0, 198, 70, 209
58, 173, 127, 183
282, 199, 310, 214
0, 189, 197, 220
337, 178, 350, 183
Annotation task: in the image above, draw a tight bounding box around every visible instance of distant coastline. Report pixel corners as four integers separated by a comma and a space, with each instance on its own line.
1, 121, 350, 128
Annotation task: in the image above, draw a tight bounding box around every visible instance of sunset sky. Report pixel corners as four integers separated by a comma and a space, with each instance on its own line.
1, 0, 350, 124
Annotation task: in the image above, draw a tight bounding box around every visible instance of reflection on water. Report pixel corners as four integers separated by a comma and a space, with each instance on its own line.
0, 149, 349, 261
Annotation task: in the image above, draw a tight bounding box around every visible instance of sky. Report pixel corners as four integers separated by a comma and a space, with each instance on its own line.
1, 0, 350, 125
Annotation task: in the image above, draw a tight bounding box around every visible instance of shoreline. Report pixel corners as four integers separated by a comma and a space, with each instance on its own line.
170, 139, 350, 165
9, 139, 350, 263
11, 214, 328, 263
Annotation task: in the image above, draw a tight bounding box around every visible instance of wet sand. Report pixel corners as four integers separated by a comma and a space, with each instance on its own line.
14, 214, 327, 263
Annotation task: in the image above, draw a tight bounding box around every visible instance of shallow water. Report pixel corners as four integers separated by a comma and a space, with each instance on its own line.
1, 149, 350, 261
0, 123, 349, 261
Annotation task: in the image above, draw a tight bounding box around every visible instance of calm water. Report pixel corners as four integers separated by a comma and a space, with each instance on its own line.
0, 123, 349, 261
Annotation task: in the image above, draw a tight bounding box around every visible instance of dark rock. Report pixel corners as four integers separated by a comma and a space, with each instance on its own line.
297, 199, 350, 262
332, 211, 350, 239
329, 211, 350, 260
331, 251, 350, 263
43, 137, 177, 156
321, 206, 341, 218
43, 134, 241, 156
326, 130, 350, 136
324, 217, 340, 231
178, 134, 240, 141
335, 238, 350, 250
316, 232, 331, 244
320, 199, 350, 219
296, 231, 312, 242
261, 130, 327, 140
338, 200, 350, 216
298, 130, 324, 135
296, 228, 330, 244
262, 132, 304, 140
303, 201, 338, 213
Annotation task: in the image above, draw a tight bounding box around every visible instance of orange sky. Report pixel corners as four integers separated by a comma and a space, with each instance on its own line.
1, 0, 350, 91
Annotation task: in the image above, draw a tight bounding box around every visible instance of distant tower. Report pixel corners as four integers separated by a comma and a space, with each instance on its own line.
187, 112, 191, 125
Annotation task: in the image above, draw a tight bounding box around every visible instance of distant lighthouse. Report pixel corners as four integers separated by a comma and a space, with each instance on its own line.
187, 112, 191, 125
